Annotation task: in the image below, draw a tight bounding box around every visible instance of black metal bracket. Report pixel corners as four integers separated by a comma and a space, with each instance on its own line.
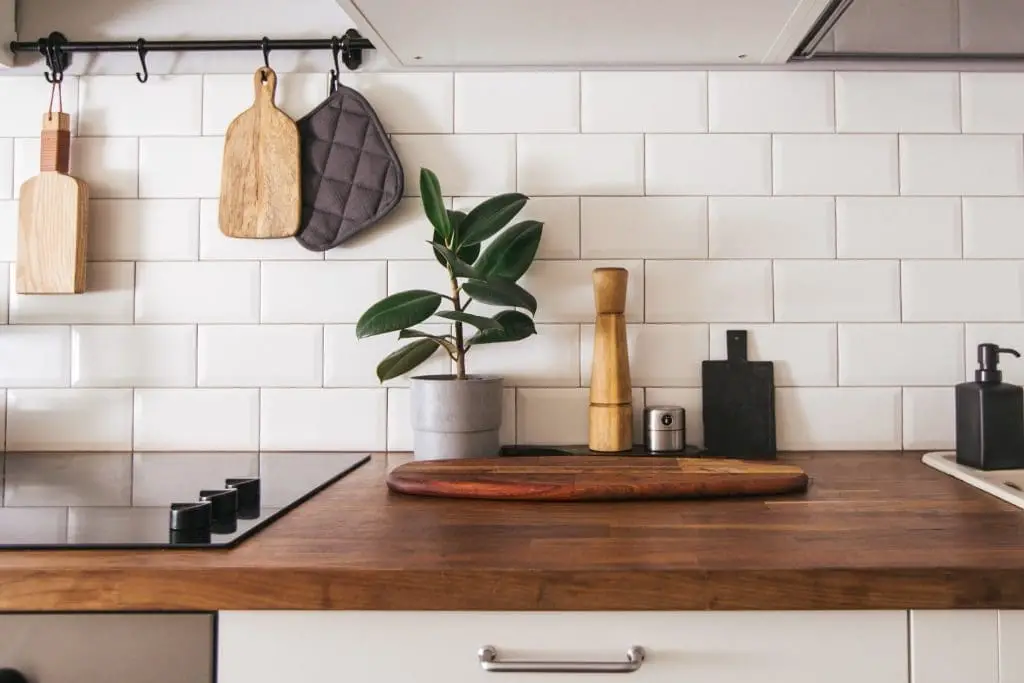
340, 28, 364, 71
39, 31, 70, 82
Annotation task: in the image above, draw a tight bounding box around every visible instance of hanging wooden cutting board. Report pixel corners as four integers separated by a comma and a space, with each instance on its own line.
386, 456, 809, 501
17, 112, 88, 294
218, 67, 300, 238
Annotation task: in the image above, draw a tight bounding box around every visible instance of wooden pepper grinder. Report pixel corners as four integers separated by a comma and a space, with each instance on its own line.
589, 267, 633, 452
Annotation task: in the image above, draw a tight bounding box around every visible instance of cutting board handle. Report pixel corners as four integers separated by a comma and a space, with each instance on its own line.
253, 67, 278, 106
40, 112, 71, 174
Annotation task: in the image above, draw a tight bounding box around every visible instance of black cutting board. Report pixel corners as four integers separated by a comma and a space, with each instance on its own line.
702, 330, 776, 460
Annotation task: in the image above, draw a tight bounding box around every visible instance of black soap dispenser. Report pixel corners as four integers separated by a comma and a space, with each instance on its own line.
956, 343, 1024, 470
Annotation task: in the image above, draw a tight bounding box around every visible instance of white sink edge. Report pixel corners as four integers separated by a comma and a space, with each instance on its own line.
922, 451, 1024, 511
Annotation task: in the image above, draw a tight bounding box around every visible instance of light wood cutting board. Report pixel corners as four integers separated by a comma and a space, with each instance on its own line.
218, 67, 300, 238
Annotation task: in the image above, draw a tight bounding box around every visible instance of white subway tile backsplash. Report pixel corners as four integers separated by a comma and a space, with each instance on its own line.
775, 260, 900, 322
0, 203, 14, 261
261, 261, 386, 323
518, 135, 643, 196
903, 387, 955, 450
0, 77, 80, 137
646, 260, 773, 323
11, 138, 37, 198
516, 387, 644, 446
709, 197, 835, 259
0, 326, 70, 387
837, 198, 962, 259
581, 72, 707, 133
0, 140, 12, 199
133, 388, 259, 450
324, 323, 451, 387
349, 72, 453, 134
963, 198, 1024, 258
835, 72, 960, 133
646, 135, 771, 196
581, 197, 706, 259
453, 196, 581, 260
260, 388, 386, 451
520, 260, 644, 323
709, 324, 838, 387
136, 262, 259, 323
79, 75, 202, 136
965, 324, 1024, 384
962, 74, 1024, 133
582, 324, 708, 388
774, 135, 899, 196
900, 135, 1024, 196
0, 263, 9, 323
132, 452, 258, 506
202, 73, 327, 135
69, 138, 140, 199
393, 135, 515, 196
777, 387, 902, 450
839, 323, 964, 386
455, 73, 578, 133
644, 387, 703, 447
198, 325, 323, 387
139, 137, 223, 198
198, 198, 320, 261
10, 262, 134, 324
4, 452, 132, 506
89, 199, 200, 261
471, 324, 580, 387
903, 260, 1024, 322
72, 325, 195, 388
709, 72, 834, 133
7, 389, 133, 451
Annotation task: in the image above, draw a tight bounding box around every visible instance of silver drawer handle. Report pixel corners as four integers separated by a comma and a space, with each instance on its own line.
478, 645, 646, 674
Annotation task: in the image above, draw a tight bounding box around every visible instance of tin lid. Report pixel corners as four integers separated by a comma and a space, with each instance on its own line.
644, 405, 685, 432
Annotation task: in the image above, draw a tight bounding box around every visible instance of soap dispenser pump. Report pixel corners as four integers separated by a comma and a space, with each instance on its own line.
956, 343, 1024, 470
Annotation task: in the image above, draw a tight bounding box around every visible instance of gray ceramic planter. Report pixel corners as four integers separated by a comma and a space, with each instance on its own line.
409, 375, 504, 461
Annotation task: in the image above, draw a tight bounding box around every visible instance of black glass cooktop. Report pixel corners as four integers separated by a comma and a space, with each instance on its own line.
0, 453, 369, 550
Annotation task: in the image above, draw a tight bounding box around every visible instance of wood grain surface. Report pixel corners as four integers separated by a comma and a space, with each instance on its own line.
218, 67, 300, 239
386, 456, 809, 501
589, 268, 632, 452
1, 452, 1024, 612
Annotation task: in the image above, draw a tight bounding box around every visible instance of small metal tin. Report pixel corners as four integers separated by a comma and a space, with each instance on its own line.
643, 405, 686, 453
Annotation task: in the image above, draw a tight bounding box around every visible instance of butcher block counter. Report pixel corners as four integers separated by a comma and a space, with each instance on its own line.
1, 451, 1024, 612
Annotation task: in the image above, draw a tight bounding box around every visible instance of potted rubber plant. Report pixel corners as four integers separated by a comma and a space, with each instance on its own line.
356, 168, 543, 460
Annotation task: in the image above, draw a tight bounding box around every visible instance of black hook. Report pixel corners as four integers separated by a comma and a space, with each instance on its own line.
329, 36, 342, 93
135, 38, 149, 83
40, 32, 69, 83
260, 36, 271, 81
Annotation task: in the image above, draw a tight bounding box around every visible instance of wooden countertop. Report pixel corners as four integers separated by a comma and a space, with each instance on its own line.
3, 451, 1024, 612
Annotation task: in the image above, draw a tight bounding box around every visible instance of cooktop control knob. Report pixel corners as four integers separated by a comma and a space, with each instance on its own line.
226, 477, 261, 519
0, 668, 29, 683
169, 501, 212, 531
199, 488, 238, 523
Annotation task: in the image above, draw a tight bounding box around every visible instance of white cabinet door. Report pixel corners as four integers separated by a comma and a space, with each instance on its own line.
910, 610, 998, 683
1000, 611, 1024, 683
0, 0, 13, 68
219, 611, 908, 683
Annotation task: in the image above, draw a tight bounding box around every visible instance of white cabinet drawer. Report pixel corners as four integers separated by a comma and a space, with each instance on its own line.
910, 610, 998, 683
1001, 611, 1024, 683
219, 611, 908, 683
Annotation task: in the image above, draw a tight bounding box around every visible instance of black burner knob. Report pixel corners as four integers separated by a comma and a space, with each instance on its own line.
226, 477, 261, 519
199, 488, 238, 524
169, 501, 212, 531
169, 527, 212, 545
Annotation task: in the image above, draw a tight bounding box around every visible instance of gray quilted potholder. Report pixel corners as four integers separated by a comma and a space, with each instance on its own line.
295, 84, 404, 251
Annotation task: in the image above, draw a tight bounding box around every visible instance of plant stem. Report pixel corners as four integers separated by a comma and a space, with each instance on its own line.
450, 273, 467, 379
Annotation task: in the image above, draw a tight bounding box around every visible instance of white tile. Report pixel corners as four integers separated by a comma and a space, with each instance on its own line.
709, 197, 835, 259
646, 260, 773, 323
903, 387, 955, 450
709, 72, 834, 133
500, 387, 516, 446
260, 388, 386, 451
646, 134, 771, 196
455, 73, 579, 133
69, 137, 139, 199
964, 198, 1024, 258
138, 137, 223, 198
0, 263, 8, 323
581, 72, 707, 133
900, 135, 1024, 196
0, 139, 12, 199
452, 196, 580, 260
963, 74, 1024, 133
7, 389, 133, 451
349, 72, 453, 134
326, 196, 448, 261
965, 324, 1024, 384
470, 324, 579, 387
519, 260, 644, 323
4, 452, 132, 506
774, 134, 899, 196
645, 387, 703, 448
0, 202, 14, 261
777, 387, 902, 450
198, 325, 323, 387
392, 135, 515, 196
89, 199, 199, 261
582, 323, 708, 388
132, 452, 258, 506
324, 323, 451, 387
198, 198, 320, 260
10, 262, 134, 324
72, 325, 195, 388
135, 261, 259, 323
0, 326, 70, 387
133, 388, 259, 450
0, 77, 80, 136
902, 260, 1024, 322
203, 73, 328, 135
836, 198, 961, 259
709, 324, 838, 387
581, 197, 706, 259
518, 134, 643, 196
515, 387, 640, 446
79, 75, 202, 136
387, 259, 453, 295
836, 72, 960, 133
261, 261, 386, 323
774, 260, 901, 322
11, 138, 36, 198
839, 324, 964, 386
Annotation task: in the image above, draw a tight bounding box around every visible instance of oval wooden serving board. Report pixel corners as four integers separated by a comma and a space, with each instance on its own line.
386, 456, 809, 502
